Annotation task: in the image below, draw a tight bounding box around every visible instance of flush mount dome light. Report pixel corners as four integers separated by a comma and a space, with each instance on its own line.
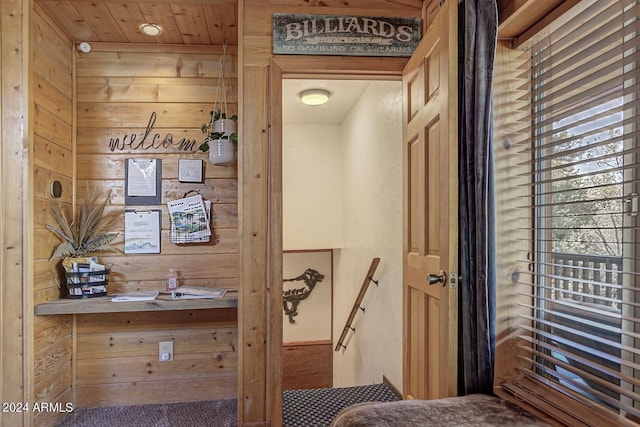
140, 23, 163, 36
299, 89, 331, 106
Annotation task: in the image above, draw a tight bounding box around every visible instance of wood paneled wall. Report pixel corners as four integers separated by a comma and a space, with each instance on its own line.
32, 4, 73, 313
1, 1, 29, 426
239, 1, 423, 425
75, 42, 239, 295
282, 341, 332, 391
31, 5, 74, 426
70, 42, 239, 406
75, 308, 237, 407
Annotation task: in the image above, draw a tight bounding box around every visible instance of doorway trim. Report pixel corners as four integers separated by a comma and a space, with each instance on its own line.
268, 55, 407, 421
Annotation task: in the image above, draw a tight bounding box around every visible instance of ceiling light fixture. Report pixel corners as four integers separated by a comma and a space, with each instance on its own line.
140, 23, 163, 36
77, 42, 92, 53
299, 89, 331, 106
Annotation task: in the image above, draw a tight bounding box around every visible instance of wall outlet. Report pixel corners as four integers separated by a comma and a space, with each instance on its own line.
159, 341, 173, 361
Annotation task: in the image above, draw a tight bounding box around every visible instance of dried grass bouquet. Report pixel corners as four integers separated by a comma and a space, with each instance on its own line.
45, 188, 119, 261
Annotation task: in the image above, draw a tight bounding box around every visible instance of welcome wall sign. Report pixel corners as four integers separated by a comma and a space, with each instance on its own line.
272, 14, 421, 57
108, 112, 199, 153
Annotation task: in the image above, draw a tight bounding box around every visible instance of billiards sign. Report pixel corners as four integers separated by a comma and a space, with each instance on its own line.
273, 14, 421, 57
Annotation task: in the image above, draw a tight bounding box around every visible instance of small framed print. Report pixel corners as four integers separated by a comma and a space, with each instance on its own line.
178, 159, 204, 183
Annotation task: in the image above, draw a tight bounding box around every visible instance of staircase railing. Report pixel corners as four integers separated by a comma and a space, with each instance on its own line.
335, 257, 381, 351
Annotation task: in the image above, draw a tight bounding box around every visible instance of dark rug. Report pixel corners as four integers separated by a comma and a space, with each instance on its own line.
55, 399, 237, 427
283, 383, 399, 427
55, 383, 397, 427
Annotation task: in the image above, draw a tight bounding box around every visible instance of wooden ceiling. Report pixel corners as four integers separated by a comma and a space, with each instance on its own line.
35, 0, 238, 45
36, 0, 574, 48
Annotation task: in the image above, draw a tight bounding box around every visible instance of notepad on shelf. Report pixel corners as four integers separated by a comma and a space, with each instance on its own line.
171, 285, 227, 299
111, 291, 159, 302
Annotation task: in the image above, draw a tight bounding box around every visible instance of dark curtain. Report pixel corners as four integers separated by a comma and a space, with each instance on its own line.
458, 0, 498, 395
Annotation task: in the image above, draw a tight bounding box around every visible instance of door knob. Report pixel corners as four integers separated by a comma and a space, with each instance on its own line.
427, 270, 447, 286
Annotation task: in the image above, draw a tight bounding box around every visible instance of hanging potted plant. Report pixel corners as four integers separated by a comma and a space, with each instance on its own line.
199, 43, 238, 165
200, 108, 238, 165
45, 188, 119, 298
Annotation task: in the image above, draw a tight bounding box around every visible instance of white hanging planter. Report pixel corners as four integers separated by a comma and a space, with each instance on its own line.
208, 138, 235, 165
207, 119, 236, 165
213, 118, 236, 136
200, 42, 237, 166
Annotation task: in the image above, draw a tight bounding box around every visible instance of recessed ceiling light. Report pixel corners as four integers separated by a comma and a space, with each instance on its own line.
140, 23, 163, 36
299, 89, 331, 106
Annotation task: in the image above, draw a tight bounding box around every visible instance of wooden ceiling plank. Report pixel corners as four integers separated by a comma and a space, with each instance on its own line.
60, 0, 237, 4
37, 1, 427, 47
219, 4, 238, 46
246, 0, 422, 9
204, 5, 225, 46
138, 2, 185, 44
171, 3, 212, 45
103, 2, 151, 43
37, 0, 99, 41
72, 1, 128, 43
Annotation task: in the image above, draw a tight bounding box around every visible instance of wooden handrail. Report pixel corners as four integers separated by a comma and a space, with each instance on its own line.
335, 257, 381, 351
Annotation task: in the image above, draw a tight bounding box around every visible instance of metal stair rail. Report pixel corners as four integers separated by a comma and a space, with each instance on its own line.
335, 257, 381, 351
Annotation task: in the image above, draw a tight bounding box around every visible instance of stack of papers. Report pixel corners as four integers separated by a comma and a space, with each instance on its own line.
171, 286, 227, 299
111, 291, 159, 302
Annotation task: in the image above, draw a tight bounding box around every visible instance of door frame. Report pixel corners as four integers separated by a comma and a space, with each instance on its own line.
268, 55, 407, 417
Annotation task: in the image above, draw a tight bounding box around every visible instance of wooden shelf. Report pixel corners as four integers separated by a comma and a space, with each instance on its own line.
34, 292, 238, 315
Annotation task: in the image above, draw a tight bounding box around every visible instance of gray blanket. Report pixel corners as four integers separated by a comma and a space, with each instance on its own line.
331, 394, 550, 427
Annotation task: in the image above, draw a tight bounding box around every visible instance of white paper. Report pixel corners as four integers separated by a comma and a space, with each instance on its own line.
112, 291, 159, 302
124, 210, 161, 254
127, 158, 157, 197
89, 259, 106, 283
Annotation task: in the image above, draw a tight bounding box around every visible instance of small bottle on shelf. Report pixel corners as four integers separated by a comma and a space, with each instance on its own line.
166, 269, 178, 292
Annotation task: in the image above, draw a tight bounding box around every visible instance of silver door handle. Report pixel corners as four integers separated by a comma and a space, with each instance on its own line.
427, 270, 447, 287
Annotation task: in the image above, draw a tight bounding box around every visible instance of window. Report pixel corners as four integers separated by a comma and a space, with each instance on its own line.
500, 0, 640, 423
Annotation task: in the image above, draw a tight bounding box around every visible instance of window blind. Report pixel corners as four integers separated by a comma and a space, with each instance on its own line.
512, 0, 640, 421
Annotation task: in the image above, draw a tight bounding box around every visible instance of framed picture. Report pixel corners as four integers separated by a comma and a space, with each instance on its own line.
178, 159, 204, 183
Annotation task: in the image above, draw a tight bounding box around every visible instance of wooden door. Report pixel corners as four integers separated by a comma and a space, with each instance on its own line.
402, 0, 458, 400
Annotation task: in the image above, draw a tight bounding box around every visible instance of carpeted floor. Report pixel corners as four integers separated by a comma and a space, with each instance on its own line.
283, 383, 399, 427
55, 399, 237, 427
55, 383, 397, 427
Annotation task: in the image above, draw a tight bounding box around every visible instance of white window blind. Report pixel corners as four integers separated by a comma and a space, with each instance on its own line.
512, 0, 640, 422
